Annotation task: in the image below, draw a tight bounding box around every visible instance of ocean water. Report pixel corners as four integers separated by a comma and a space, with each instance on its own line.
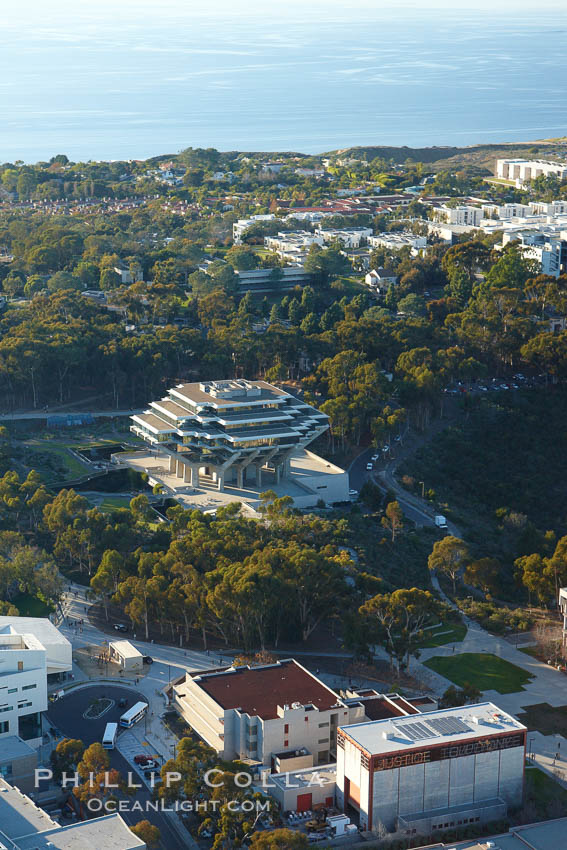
2, 0, 567, 162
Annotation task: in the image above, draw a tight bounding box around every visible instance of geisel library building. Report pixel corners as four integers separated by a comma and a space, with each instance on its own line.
336, 703, 526, 836
130, 379, 350, 508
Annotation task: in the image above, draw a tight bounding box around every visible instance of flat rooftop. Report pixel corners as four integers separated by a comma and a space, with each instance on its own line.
339, 702, 526, 756
0, 736, 36, 762
110, 640, 143, 659
0, 779, 143, 849
289, 452, 344, 479
425, 816, 567, 849
0, 617, 70, 648
188, 659, 343, 720
172, 380, 290, 408
269, 764, 336, 791
16, 815, 145, 850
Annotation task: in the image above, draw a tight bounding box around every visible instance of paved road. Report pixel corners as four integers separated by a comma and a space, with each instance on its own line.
0, 408, 141, 421
47, 683, 189, 849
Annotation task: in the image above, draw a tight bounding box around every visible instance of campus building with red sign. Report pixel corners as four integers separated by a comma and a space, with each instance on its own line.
336, 703, 526, 836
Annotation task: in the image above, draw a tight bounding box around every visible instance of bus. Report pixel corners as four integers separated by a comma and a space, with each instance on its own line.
102, 722, 118, 749
119, 701, 148, 728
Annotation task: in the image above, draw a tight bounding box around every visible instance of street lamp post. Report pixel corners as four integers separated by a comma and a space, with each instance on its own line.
419, 481, 425, 499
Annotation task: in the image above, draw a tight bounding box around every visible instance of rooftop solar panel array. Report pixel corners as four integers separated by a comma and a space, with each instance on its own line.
393, 715, 471, 741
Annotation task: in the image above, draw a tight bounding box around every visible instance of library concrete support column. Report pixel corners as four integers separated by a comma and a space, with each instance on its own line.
183, 464, 191, 483
191, 467, 200, 487
176, 459, 184, 478
169, 455, 176, 474
217, 474, 224, 492
256, 465, 262, 487
236, 467, 244, 489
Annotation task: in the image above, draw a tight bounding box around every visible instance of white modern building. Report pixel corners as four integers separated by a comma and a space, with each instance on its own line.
233, 214, 277, 244
264, 230, 323, 263
336, 703, 526, 834
0, 618, 72, 747
436, 206, 484, 228
496, 158, 567, 184
0, 777, 145, 849
501, 228, 567, 278
315, 227, 373, 249
130, 379, 340, 500
368, 232, 427, 254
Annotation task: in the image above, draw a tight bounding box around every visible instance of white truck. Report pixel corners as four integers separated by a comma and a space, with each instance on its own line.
434, 515, 448, 530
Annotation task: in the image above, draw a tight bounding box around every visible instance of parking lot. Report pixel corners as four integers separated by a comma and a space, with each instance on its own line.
443, 373, 549, 395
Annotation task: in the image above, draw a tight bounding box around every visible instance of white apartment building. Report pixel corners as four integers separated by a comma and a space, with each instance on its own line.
437, 206, 484, 228
501, 228, 567, 278
0, 618, 72, 746
336, 703, 526, 835
233, 214, 277, 244
264, 230, 323, 262
315, 227, 373, 249
172, 659, 365, 769
368, 232, 427, 253
496, 158, 567, 184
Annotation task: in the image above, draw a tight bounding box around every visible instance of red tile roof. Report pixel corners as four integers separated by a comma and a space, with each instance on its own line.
191, 659, 342, 720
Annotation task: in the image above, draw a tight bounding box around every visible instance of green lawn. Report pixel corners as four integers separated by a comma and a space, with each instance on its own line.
418, 622, 467, 649
99, 495, 132, 512
12, 592, 54, 617
524, 766, 567, 817
424, 652, 533, 693
24, 439, 90, 481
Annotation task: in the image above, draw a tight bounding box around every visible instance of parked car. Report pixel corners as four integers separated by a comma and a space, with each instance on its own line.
348, 489, 358, 498
371, 454, 379, 461
113, 623, 128, 632
118, 698, 127, 708
143, 655, 153, 664
134, 755, 152, 765
366, 462, 373, 471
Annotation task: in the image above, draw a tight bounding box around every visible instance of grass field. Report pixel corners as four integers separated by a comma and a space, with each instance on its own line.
12, 592, 53, 617
424, 652, 534, 693
98, 495, 132, 512
419, 622, 467, 649
524, 766, 567, 817
23, 439, 90, 481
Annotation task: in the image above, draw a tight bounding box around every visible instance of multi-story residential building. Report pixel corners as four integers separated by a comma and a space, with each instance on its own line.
0, 618, 72, 747
368, 232, 427, 254
502, 228, 567, 278
172, 659, 365, 768
264, 230, 323, 263
315, 227, 373, 249
496, 158, 567, 184
0, 777, 145, 849
233, 214, 277, 244
131, 379, 336, 497
437, 206, 484, 227
336, 703, 526, 834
